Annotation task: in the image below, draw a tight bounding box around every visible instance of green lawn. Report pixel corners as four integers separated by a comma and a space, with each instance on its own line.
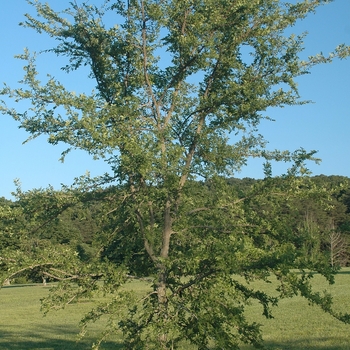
241, 269, 350, 350
0, 284, 121, 349
1, 271, 350, 350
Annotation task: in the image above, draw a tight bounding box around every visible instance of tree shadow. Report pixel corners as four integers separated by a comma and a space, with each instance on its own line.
1, 324, 349, 350
242, 336, 350, 350
0, 325, 124, 350
335, 270, 350, 275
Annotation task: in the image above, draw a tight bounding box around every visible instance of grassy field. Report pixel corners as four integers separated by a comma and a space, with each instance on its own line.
1, 271, 350, 350
240, 269, 350, 350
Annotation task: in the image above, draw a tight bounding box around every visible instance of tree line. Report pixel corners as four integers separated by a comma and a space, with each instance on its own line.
1, 174, 349, 285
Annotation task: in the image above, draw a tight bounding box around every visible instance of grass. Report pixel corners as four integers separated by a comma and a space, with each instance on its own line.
0, 280, 150, 350
0, 284, 121, 350
240, 269, 350, 350
1, 271, 350, 350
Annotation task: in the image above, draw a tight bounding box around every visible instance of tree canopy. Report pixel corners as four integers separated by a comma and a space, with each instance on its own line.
1, 0, 350, 348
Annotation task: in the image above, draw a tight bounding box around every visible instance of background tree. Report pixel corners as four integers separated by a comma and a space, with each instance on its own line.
0, 197, 22, 252
329, 226, 349, 267
1, 0, 350, 348
294, 176, 350, 267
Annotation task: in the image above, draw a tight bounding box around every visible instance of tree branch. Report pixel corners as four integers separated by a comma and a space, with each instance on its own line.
175, 269, 216, 296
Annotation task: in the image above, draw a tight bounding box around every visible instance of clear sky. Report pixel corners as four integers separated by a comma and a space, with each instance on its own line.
1, 0, 350, 199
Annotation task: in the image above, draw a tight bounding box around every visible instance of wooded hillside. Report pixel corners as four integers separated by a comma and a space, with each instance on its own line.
1, 174, 349, 285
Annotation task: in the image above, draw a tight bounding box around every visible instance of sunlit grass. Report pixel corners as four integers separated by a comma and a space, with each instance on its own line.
241, 269, 350, 350
1, 270, 350, 349
0, 280, 152, 349
0, 284, 122, 349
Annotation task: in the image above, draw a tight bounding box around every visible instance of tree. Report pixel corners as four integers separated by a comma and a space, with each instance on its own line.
1, 0, 350, 348
0, 197, 22, 252
0, 185, 83, 285
329, 228, 349, 267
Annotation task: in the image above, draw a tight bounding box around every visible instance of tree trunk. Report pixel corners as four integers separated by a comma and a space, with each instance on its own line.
156, 199, 173, 346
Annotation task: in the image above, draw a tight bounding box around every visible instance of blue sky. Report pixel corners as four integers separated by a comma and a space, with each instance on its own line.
1, 0, 350, 199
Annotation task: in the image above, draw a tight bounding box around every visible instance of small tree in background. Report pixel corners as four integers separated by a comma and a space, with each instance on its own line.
329, 221, 349, 268
1, 0, 350, 348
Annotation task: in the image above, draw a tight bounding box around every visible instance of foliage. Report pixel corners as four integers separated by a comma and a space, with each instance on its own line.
0, 197, 23, 252
1, 0, 350, 349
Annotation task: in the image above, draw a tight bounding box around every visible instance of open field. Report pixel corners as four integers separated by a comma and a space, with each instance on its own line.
1, 270, 350, 350
240, 269, 350, 350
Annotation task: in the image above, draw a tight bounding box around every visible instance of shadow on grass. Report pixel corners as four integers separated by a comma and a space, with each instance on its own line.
242, 337, 350, 350
0, 325, 123, 350
1, 329, 349, 350
1, 283, 55, 289
335, 270, 350, 275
